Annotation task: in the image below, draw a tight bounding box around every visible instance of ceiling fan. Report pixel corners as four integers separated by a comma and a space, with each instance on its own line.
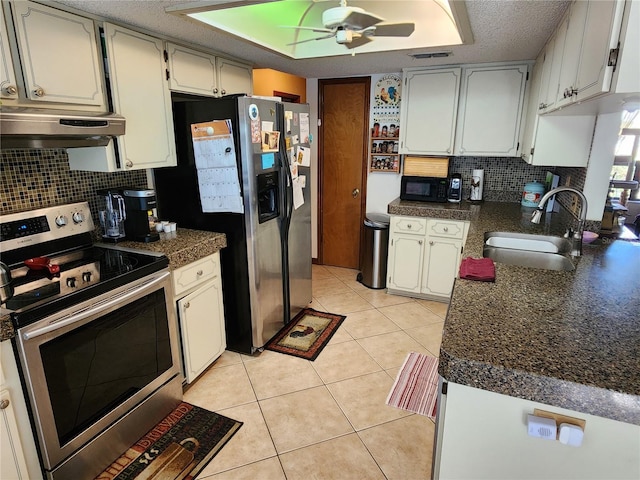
283, 0, 415, 49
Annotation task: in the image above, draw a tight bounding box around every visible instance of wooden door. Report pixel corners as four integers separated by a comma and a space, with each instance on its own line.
318, 78, 370, 268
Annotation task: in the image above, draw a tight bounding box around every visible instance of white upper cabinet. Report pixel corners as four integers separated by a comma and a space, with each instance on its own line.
400, 68, 461, 155
555, 0, 588, 108
0, 4, 17, 100
102, 23, 176, 170
7, 0, 105, 107
538, 0, 631, 114
454, 64, 529, 157
574, 0, 626, 101
166, 42, 218, 96
536, 36, 555, 112
166, 43, 253, 98
216, 57, 253, 96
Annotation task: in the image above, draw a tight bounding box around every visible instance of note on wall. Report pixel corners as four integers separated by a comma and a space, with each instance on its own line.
191, 119, 244, 213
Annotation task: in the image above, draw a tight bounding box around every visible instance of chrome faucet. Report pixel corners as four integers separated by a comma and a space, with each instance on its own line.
531, 186, 588, 257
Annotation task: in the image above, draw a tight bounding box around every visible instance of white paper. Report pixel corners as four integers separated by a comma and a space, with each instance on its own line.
297, 145, 311, 167
293, 177, 304, 210
299, 174, 306, 188
191, 120, 244, 214
291, 134, 299, 145
261, 121, 273, 132
299, 113, 310, 144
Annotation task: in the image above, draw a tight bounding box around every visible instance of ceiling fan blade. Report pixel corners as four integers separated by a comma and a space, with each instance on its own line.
287, 33, 335, 46
345, 35, 373, 49
372, 23, 415, 37
280, 25, 333, 34
342, 10, 383, 30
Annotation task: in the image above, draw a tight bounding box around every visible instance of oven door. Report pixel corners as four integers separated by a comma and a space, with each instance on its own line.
14, 269, 181, 476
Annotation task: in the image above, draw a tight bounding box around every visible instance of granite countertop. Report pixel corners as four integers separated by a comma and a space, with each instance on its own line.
0, 228, 226, 342
112, 228, 226, 270
389, 198, 640, 425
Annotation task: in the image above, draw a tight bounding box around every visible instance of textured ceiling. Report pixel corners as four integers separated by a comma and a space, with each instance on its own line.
51, 0, 570, 78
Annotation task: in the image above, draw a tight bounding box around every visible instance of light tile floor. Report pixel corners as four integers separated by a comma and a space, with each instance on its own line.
189, 264, 447, 480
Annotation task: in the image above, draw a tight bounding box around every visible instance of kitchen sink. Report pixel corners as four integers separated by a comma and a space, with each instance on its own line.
483, 232, 575, 271
484, 231, 572, 254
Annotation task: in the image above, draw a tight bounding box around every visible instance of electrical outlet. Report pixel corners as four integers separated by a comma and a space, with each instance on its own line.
571, 197, 579, 214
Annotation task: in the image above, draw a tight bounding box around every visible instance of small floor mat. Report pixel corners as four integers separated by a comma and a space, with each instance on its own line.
386, 352, 439, 420
265, 307, 346, 361
95, 402, 242, 480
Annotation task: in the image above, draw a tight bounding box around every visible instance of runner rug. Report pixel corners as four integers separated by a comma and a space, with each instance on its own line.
265, 307, 346, 361
95, 402, 242, 480
386, 352, 439, 420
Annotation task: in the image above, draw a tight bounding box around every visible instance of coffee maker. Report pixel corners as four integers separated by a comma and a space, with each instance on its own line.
121, 188, 160, 242
97, 189, 126, 242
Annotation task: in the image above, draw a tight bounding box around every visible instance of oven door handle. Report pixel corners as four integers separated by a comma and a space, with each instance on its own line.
22, 271, 170, 341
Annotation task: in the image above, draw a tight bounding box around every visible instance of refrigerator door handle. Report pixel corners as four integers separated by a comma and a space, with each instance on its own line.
278, 114, 294, 324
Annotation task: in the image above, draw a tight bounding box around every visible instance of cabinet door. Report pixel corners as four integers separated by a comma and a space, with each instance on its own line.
537, 36, 555, 112
11, 1, 104, 107
104, 23, 176, 170
555, 0, 588, 109
400, 68, 461, 155
1, 389, 30, 480
575, 0, 625, 101
177, 279, 226, 384
387, 233, 424, 293
216, 57, 252, 96
455, 65, 528, 157
422, 237, 462, 298
166, 42, 218, 97
527, 114, 595, 166
544, 18, 567, 112
0, 4, 18, 100
520, 52, 545, 163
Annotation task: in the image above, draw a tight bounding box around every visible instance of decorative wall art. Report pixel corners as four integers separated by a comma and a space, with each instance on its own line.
370, 74, 401, 173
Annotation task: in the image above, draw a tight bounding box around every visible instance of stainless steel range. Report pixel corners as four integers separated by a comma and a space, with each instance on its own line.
0, 202, 182, 480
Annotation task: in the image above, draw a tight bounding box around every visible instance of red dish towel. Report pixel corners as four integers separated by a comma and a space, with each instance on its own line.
459, 257, 495, 282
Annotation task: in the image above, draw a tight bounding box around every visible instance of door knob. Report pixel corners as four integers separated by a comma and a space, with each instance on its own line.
352, 188, 360, 198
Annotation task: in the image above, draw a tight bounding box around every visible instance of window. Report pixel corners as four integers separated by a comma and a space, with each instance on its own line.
610, 110, 640, 203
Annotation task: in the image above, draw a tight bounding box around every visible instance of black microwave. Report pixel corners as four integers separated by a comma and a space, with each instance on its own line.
400, 176, 448, 202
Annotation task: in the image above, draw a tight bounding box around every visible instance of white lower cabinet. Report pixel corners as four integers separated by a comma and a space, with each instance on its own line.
0, 341, 42, 480
1, 388, 30, 480
172, 252, 226, 384
387, 216, 468, 301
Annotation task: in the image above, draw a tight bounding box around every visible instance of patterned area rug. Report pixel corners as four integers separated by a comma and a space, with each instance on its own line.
386, 352, 439, 420
265, 307, 346, 361
95, 402, 242, 480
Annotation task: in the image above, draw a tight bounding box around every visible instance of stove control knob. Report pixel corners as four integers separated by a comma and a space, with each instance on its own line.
82, 272, 92, 282
66, 277, 77, 288
55, 215, 68, 227
72, 212, 85, 224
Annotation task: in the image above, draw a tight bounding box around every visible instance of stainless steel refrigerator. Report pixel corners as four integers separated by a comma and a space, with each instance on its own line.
154, 95, 312, 354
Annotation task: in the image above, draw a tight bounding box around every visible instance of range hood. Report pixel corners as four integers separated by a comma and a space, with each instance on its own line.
0, 107, 125, 149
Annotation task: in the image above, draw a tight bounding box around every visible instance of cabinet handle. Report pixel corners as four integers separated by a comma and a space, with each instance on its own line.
196, 270, 203, 276
213, 88, 219, 94
125, 160, 133, 169
418, 240, 422, 245
429, 241, 434, 245
446, 149, 451, 154
221, 89, 226, 95
352, 188, 360, 198
33, 87, 45, 97
407, 224, 412, 229
0, 399, 9, 409
443, 227, 449, 232
4, 85, 17, 95
184, 302, 190, 309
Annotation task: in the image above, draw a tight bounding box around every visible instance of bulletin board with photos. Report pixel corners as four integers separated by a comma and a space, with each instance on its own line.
370, 74, 401, 173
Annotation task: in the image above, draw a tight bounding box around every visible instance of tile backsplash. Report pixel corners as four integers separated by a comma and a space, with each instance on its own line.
449, 156, 558, 202
1, 149, 147, 225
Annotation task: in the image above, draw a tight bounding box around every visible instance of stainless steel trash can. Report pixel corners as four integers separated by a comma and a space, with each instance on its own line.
357, 213, 390, 289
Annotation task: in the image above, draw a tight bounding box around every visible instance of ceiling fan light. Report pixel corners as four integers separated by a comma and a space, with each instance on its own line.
336, 29, 353, 44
